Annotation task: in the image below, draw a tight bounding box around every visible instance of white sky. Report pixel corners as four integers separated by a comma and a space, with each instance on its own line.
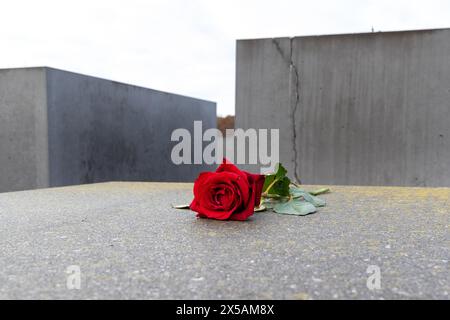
1, 0, 450, 116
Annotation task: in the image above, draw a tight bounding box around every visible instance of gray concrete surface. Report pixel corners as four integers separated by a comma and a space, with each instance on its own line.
0, 182, 448, 299
0, 68, 49, 192
236, 28, 450, 187
0, 67, 216, 193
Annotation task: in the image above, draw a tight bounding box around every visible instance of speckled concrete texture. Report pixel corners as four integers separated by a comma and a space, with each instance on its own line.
0, 182, 448, 299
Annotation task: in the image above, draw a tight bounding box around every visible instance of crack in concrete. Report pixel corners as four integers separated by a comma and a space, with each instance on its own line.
272, 38, 302, 184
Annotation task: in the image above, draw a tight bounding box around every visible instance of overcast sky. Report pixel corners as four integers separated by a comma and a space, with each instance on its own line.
1, 0, 450, 115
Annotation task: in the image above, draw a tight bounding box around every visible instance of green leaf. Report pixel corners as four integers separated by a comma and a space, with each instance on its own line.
263, 163, 291, 197
271, 177, 291, 196
262, 198, 280, 209
273, 198, 317, 216
263, 163, 286, 191
262, 174, 276, 192
172, 204, 190, 209
289, 186, 326, 207
274, 163, 288, 180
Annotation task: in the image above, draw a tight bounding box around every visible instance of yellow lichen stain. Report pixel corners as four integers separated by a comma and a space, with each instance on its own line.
53, 183, 450, 214
251, 239, 275, 250
303, 185, 450, 212
292, 292, 311, 300
352, 186, 447, 202
257, 292, 274, 299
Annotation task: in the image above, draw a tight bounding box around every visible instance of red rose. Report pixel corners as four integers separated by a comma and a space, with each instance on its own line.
190, 160, 265, 221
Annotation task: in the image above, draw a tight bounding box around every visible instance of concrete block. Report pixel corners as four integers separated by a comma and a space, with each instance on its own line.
236, 29, 450, 187
0, 67, 216, 193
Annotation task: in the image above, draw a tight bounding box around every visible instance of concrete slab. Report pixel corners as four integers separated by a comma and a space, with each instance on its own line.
0, 182, 448, 299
